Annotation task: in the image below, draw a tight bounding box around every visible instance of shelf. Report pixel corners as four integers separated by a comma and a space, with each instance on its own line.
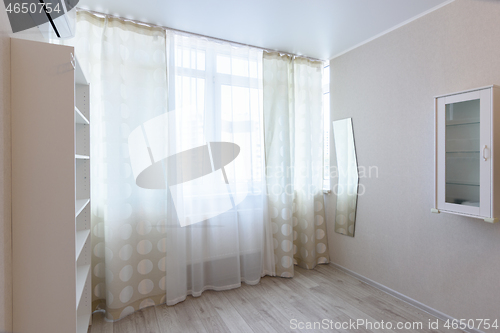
76, 264, 91, 308
75, 107, 89, 125
446, 151, 480, 154
75, 199, 90, 218
446, 200, 480, 207
446, 181, 480, 187
77, 313, 92, 333
446, 120, 479, 127
75, 154, 90, 160
75, 229, 90, 261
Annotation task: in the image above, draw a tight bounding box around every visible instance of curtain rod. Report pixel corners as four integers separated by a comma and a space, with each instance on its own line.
76, 8, 325, 63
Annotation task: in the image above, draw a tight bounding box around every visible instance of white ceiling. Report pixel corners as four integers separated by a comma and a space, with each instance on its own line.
77, 0, 452, 60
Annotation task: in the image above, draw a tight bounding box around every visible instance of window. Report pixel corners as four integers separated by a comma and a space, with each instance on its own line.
216, 55, 263, 185
323, 62, 331, 191
172, 40, 264, 194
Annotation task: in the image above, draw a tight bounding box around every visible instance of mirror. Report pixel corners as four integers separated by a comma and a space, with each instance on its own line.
332, 118, 359, 237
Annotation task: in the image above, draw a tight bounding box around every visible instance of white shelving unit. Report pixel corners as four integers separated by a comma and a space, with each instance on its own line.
76, 154, 91, 160
76, 199, 91, 217
11, 38, 92, 333
75, 106, 90, 125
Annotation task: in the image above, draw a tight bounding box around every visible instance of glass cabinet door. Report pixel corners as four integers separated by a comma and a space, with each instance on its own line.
445, 99, 480, 206
436, 88, 491, 217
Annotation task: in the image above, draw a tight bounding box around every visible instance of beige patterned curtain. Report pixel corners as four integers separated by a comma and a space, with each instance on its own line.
263, 52, 329, 277
75, 12, 169, 320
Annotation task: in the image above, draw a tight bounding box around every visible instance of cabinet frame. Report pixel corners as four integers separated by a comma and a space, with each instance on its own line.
433, 85, 500, 223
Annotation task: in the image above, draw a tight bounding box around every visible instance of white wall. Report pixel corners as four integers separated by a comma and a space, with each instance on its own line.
326, 0, 500, 328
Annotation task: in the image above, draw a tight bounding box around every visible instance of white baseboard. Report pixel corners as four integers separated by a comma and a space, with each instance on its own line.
329, 263, 484, 333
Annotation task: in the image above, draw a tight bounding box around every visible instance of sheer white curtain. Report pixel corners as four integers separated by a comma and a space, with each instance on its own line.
74, 11, 274, 321
161, 31, 275, 304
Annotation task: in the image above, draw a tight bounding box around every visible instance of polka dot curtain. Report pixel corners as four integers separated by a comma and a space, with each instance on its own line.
74, 12, 170, 320
263, 52, 329, 277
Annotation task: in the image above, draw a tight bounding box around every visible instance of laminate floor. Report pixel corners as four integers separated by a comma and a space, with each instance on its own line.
88, 264, 463, 333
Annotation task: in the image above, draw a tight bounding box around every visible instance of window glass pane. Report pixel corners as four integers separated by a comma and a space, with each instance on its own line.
175, 75, 205, 150
217, 55, 231, 74
190, 50, 197, 69
221, 85, 250, 122
175, 49, 182, 67
197, 51, 205, 71
250, 88, 260, 121
217, 55, 255, 77
175, 47, 205, 70
223, 132, 250, 182
252, 142, 262, 184
233, 87, 250, 121
249, 61, 258, 78
197, 78, 205, 111
182, 48, 190, 69
220, 84, 262, 184
231, 58, 249, 77
221, 85, 232, 121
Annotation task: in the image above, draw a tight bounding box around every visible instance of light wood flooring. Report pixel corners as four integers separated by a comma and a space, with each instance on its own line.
88, 264, 462, 333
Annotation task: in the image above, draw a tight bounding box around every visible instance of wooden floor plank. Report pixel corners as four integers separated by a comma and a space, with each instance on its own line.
221, 288, 279, 333
113, 313, 137, 333
204, 290, 254, 333
246, 297, 294, 333
191, 294, 221, 320
200, 314, 232, 333
89, 311, 113, 333
89, 264, 461, 333
173, 296, 202, 323
155, 303, 188, 333
259, 275, 344, 321
131, 307, 160, 333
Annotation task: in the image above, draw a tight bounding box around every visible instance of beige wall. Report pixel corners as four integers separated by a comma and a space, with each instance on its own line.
327, 0, 500, 326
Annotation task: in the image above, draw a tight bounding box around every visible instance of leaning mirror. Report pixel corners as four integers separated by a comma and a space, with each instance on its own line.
332, 118, 359, 237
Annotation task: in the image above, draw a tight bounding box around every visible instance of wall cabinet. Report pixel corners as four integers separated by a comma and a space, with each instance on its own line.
11, 39, 92, 333
434, 85, 500, 223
